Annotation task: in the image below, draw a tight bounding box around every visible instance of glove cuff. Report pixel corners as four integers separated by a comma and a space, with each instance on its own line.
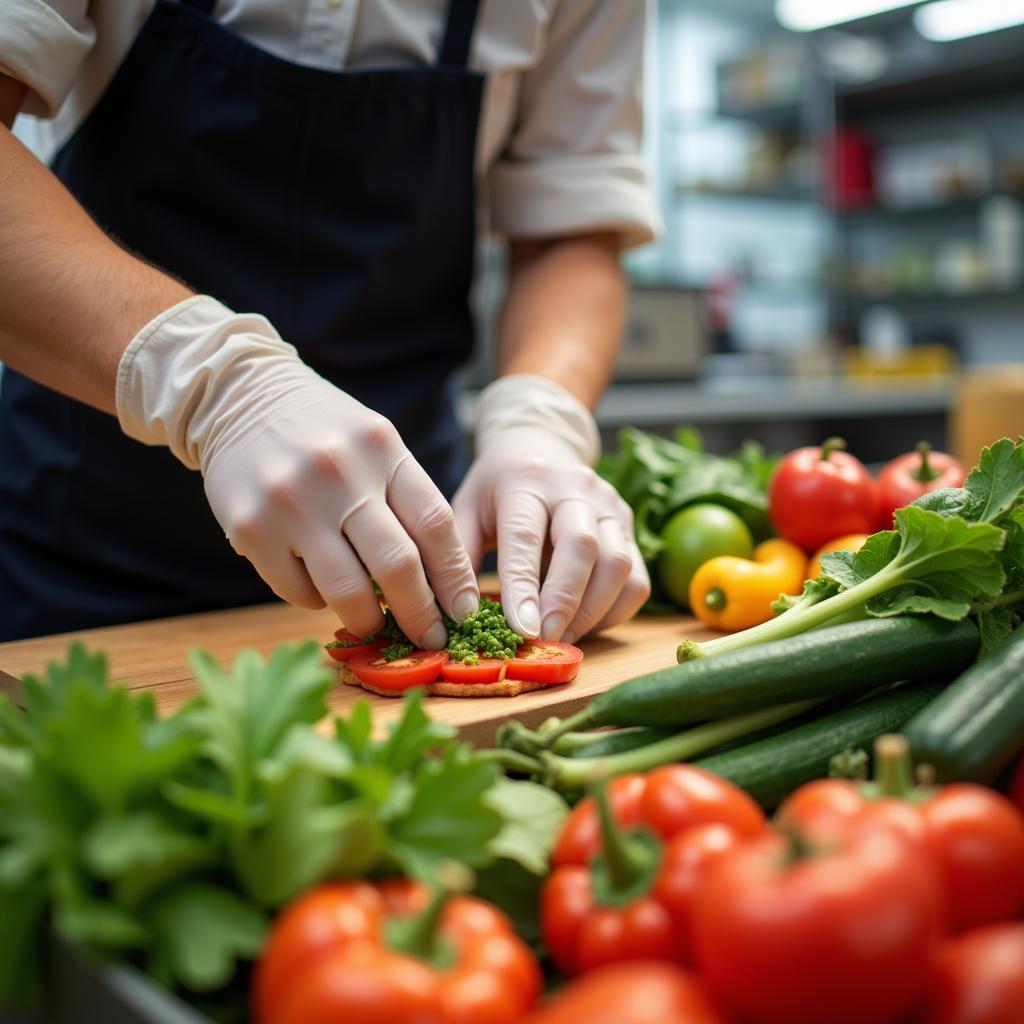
115, 295, 300, 471
474, 374, 601, 466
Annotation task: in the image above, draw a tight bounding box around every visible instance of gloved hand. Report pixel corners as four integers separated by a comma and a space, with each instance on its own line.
453, 375, 650, 642
116, 296, 479, 646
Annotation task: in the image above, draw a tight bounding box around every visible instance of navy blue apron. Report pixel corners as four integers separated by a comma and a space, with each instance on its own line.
0, 0, 483, 640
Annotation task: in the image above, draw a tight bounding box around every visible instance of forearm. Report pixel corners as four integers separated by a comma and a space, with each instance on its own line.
0, 74, 192, 413
496, 232, 626, 410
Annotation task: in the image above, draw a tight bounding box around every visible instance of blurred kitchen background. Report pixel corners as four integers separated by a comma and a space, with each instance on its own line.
464, 0, 1024, 464
12, 0, 1023, 464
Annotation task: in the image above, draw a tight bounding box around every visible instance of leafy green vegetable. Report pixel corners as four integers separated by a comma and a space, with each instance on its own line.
684, 438, 1024, 661
598, 427, 777, 605
484, 779, 569, 876
0, 645, 559, 1007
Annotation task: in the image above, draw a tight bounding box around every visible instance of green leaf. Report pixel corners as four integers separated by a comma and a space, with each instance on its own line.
335, 699, 373, 760
187, 642, 333, 798
32, 676, 200, 817
977, 606, 1021, 657
163, 781, 256, 827
148, 884, 267, 993
83, 812, 210, 881
388, 747, 502, 879
911, 487, 973, 519
55, 892, 150, 951
819, 532, 899, 591
484, 779, 568, 876
376, 691, 456, 775
17, 644, 111, 743
771, 576, 840, 615
962, 437, 1024, 524
231, 762, 382, 908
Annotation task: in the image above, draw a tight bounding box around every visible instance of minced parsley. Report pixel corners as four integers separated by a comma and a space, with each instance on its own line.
348, 596, 522, 663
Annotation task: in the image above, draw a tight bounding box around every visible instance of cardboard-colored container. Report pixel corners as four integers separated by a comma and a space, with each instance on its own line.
952, 364, 1024, 466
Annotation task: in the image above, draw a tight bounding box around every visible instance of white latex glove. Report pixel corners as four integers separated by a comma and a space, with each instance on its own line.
116, 295, 479, 646
453, 374, 650, 643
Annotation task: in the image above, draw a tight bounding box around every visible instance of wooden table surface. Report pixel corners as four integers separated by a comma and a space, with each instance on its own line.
0, 592, 717, 745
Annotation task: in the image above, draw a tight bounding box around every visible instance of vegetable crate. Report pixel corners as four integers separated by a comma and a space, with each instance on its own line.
0, 938, 210, 1024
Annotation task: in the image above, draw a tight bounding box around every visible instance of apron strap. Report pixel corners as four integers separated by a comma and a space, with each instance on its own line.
437, 0, 482, 68
179, 0, 216, 13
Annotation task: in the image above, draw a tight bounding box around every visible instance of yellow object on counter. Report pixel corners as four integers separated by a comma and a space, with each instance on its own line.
808, 533, 871, 580
688, 539, 808, 633
842, 344, 956, 383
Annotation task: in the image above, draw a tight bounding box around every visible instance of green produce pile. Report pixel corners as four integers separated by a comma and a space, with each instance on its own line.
597, 426, 776, 609
0, 644, 564, 1012
502, 438, 1024, 798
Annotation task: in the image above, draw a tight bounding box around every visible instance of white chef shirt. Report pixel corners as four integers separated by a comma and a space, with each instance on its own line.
0, 0, 658, 247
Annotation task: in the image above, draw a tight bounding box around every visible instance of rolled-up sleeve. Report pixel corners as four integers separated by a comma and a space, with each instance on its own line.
0, 0, 94, 117
488, 0, 659, 249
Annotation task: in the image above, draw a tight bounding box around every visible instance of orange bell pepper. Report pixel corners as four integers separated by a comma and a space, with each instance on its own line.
688, 539, 807, 633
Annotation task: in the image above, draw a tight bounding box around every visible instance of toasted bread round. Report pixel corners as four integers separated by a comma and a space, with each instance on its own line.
334, 660, 565, 698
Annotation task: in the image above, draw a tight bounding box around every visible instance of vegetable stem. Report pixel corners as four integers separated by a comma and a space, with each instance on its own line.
476, 748, 541, 775
595, 784, 650, 893
820, 437, 846, 462
912, 442, 941, 484
386, 862, 472, 968
541, 698, 823, 791
871, 734, 915, 799
704, 588, 727, 612
679, 569, 889, 662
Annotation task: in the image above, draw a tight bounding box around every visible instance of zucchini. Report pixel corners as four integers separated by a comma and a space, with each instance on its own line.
695, 678, 948, 808
546, 616, 979, 739
903, 622, 1024, 783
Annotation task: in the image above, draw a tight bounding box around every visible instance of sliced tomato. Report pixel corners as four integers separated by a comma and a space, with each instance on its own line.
507, 642, 583, 684
325, 630, 386, 663
440, 657, 508, 685
348, 649, 448, 692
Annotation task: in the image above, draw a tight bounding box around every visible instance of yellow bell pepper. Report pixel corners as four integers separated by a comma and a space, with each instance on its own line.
688, 539, 808, 633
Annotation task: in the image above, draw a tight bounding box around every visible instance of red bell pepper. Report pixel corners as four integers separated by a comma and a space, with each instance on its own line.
542, 765, 765, 975
778, 734, 1024, 932
523, 961, 727, 1024
253, 875, 541, 1024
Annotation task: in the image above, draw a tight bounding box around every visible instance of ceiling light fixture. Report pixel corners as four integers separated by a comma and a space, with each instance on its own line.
914, 0, 1024, 40
775, 0, 920, 32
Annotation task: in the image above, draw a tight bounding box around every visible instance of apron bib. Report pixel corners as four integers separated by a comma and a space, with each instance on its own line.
0, 0, 483, 639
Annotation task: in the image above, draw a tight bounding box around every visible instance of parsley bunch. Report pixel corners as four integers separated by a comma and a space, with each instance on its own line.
0, 643, 565, 1007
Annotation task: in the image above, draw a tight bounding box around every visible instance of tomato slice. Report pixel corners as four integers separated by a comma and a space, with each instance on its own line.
440, 657, 508, 685
507, 642, 583, 684
348, 649, 448, 692
325, 630, 386, 663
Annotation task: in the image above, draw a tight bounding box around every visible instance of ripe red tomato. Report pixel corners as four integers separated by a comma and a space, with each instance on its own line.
253, 883, 381, 1022
694, 824, 943, 1024
326, 630, 386, 663
439, 657, 507, 684
768, 438, 878, 552
919, 923, 1024, 1024
876, 442, 966, 529
638, 764, 765, 843
778, 777, 1024, 932
347, 649, 448, 691
522, 961, 728, 1024
922, 786, 1024, 932
507, 642, 582, 684
650, 823, 747, 965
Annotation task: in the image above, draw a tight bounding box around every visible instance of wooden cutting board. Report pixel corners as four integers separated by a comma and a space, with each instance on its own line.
0, 591, 718, 745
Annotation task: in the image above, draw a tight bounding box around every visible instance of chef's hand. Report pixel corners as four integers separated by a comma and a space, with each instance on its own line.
116, 296, 479, 645
453, 375, 649, 642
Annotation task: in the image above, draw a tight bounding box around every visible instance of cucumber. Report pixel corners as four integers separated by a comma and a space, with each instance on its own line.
550, 616, 979, 735
695, 678, 949, 808
561, 726, 674, 759
903, 622, 1024, 783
